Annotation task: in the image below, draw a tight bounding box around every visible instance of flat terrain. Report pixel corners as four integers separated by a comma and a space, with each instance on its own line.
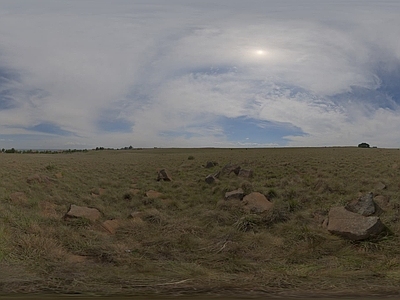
1, 147, 400, 297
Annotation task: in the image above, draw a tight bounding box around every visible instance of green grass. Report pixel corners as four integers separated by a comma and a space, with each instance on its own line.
0, 147, 400, 296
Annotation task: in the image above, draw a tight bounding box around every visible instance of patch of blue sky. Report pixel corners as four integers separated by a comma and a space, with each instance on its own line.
0, 89, 17, 109
0, 66, 20, 84
219, 116, 304, 145
96, 107, 134, 133
0, 67, 20, 109
375, 61, 400, 104
330, 85, 398, 111
97, 118, 133, 133
26, 122, 74, 136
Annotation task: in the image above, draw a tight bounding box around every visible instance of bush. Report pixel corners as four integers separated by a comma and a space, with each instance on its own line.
358, 142, 370, 148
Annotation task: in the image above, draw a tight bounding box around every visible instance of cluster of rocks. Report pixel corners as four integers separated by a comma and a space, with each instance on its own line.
325, 192, 386, 240
205, 163, 254, 184
31, 164, 388, 243
63, 184, 168, 235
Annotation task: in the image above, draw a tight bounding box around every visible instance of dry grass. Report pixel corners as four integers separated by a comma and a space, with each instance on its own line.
0, 147, 400, 296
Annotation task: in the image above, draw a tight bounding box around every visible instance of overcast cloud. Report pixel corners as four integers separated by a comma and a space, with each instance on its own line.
0, 0, 400, 149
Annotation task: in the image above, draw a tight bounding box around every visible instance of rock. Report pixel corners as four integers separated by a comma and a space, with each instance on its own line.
205, 174, 218, 184
327, 206, 385, 240
224, 188, 244, 200
375, 182, 386, 190
345, 192, 376, 216
374, 195, 390, 209
157, 169, 172, 181
205, 161, 218, 168
242, 192, 273, 213
221, 164, 241, 176
238, 169, 254, 178
129, 211, 144, 219
322, 218, 329, 228
91, 188, 106, 197
64, 205, 102, 222
205, 172, 220, 184
102, 219, 121, 234
145, 190, 163, 198
9, 192, 28, 205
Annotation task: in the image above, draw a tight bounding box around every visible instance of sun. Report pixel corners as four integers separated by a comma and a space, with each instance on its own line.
256, 50, 266, 55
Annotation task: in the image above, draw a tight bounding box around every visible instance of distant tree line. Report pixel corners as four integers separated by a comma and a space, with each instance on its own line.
0, 148, 89, 154
0, 145, 147, 154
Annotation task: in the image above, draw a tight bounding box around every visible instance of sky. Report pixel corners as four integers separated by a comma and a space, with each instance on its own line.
1, 0, 400, 149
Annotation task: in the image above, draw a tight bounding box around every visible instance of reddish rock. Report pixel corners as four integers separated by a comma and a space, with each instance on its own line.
91, 188, 106, 197
64, 205, 102, 222
327, 206, 385, 240
242, 192, 273, 213
102, 219, 121, 234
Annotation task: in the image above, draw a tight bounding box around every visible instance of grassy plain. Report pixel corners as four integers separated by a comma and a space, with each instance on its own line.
0, 147, 400, 297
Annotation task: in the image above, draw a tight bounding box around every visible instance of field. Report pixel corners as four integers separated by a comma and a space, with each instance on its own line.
1, 147, 400, 297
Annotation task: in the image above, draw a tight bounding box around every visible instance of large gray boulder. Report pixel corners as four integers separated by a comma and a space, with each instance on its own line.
327, 207, 385, 240
345, 192, 376, 216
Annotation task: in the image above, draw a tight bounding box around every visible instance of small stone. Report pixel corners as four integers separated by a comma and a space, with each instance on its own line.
238, 169, 254, 178
145, 190, 163, 198
157, 169, 172, 181
102, 220, 121, 234
224, 188, 244, 200
64, 205, 102, 222
221, 164, 241, 176
375, 182, 386, 190
205, 161, 218, 168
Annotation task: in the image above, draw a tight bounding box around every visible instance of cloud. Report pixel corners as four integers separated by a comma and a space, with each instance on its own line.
0, 0, 400, 148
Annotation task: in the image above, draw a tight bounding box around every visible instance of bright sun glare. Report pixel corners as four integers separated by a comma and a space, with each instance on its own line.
256, 50, 265, 55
